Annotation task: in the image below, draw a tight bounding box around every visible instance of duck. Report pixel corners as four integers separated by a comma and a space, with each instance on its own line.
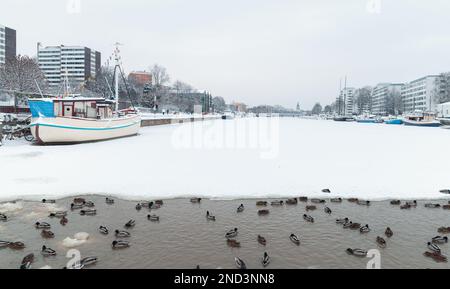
42, 199, 56, 204
49, 211, 67, 218
427, 242, 441, 253
206, 211, 216, 221
324, 207, 332, 214
81, 256, 98, 267
147, 214, 160, 222
357, 200, 370, 206
148, 202, 161, 210
115, 230, 131, 238
155, 200, 164, 206
360, 224, 371, 233
257, 235, 267, 246
376, 236, 387, 248
0, 213, 7, 221
432, 236, 448, 244
350, 223, 361, 230
443, 205, 450, 210
235, 257, 247, 269
125, 220, 136, 228
258, 210, 270, 216
0, 240, 10, 248
8, 242, 25, 250
438, 227, 450, 234
286, 198, 298, 205
303, 214, 314, 223
290, 234, 300, 245
343, 221, 354, 229
330, 198, 342, 203
425, 203, 441, 209
190, 198, 202, 203
112, 240, 130, 249
73, 198, 86, 204
322, 189, 331, 193
346, 248, 367, 257
79, 209, 97, 216
105, 197, 115, 204
423, 251, 448, 263
271, 200, 284, 206
262, 252, 270, 267
348, 198, 359, 203
256, 201, 268, 206
439, 189, 450, 194
41, 230, 55, 239
400, 203, 411, 210
35, 222, 51, 229
385, 227, 394, 238
406, 200, 417, 207
299, 197, 308, 202
60, 216, 68, 226
83, 201, 95, 208
41, 245, 56, 256
99, 226, 109, 235
237, 204, 245, 213
226, 228, 238, 239
20, 253, 34, 269
227, 239, 241, 248
390, 200, 401, 205
336, 218, 349, 224
70, 203, 84, 210
306, 205, 317, 211
311, 199, 326, 204
135, 203, 142, 210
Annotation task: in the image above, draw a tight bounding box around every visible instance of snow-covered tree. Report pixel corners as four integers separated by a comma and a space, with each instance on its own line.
0, 55, 48, 93
311, 103, 322, 115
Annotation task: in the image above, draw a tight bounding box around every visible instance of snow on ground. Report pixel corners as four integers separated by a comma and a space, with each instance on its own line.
0, 117, 449, 202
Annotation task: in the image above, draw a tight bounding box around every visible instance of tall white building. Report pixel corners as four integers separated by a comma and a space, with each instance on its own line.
401, 75, 444, 113
0, 24, 16, 65
37, 44, 101, 87
339, 87, 355, 116
371, 83, 403, 115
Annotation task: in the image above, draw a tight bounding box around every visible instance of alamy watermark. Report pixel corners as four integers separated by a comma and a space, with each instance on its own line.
366, 0, 382, 14
66, 0, 82, 14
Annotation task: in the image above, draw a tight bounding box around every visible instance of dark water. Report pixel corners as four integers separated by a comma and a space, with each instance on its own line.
1, 196, 450, 269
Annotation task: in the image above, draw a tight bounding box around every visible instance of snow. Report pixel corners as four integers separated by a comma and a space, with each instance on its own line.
62, 233, 90, 248
0, 117, 449, 202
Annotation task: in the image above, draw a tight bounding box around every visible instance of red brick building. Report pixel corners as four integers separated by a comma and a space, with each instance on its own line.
128, 71, 152, 86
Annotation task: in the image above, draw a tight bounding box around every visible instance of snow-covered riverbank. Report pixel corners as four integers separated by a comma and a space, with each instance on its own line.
0, 118, 449, 202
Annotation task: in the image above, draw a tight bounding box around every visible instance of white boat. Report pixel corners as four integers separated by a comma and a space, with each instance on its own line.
29, 98, 140, 144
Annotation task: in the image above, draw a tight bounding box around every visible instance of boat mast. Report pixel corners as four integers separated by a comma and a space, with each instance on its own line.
114, 42, 121, 113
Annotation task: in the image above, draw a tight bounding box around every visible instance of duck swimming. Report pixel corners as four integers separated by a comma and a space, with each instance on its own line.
206, 211, 216, 221
20, 253, 34, 269
258, 210, 270, 216
49, 211, 67, 218
226, 228, 238, 239
237, 204, 245, 213
73, 198, 86, 204
0, 213, 7, 221
443, 205, 450, 210
290, 234, 300, 245
357, 200, 370, 206
336, 218, 349, 224
41, 245, 56, 257
147, 214, 160, 222
262, 252, 271, 267
35, 222, 51, 229
343, 221, 353, 229
0, 240, 10, 248
115, 230, 131, 238
400, 204, 411, 210
42, 199, 56, 204
299, 197, 308, 202
438, 227, 450, 234
135, 203, 142, 210
83, 201, 95, 208
148, 202, 161, 210
125, 220, 136, 228
427, 242, 441, 253
256, 201, 268, 206
440, 189, 450, 194
385, 227, 393, 238
112, 240, 130, 249
330, 198, 342, 203
155, 200, 164, 206
311, 199, 326, 204
348, 198, 359, 203
406, 200, 417, 207
360, 224, 371, 233
257, 235, 267, 246
70, 203, 84, 210
424, 251, 448, 263
81, 256, 98, 267
60, 216, 68, 226
324, 207, 332, 214
432, 236, 448, 244
425, 203, 441, 208
190, 198, 202, 203
306, 205, 317, 211
8, 242, 25, 250
346, 248, 367, 257
286, 198, 298, 205
322, 189, 331, 193
390, 200, 401, 205
350, 223, 361, 230
271, 200, 284, 206
105, 198, 115, 204
227, 239, 241, 248
80, 209, 96, 216
99, 226, 109, 235
376, 236, 387, 248
235, 257, 247, 269
303, 214, 314, 223
41, 230, 55, 239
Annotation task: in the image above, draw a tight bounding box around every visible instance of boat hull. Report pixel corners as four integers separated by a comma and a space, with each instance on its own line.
385, 119, 403, 125
438, 118, 450, 126
357, 119, 377, 124
403, 119, 441, 127
30, 115, 141, 144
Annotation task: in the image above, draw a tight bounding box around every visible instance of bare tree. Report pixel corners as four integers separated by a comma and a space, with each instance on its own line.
150, 64, 170, 87
311, 103, 323, 115
0, 55, 48, 93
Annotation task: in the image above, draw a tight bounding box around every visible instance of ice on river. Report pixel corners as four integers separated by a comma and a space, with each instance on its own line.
0, 117, 449, 202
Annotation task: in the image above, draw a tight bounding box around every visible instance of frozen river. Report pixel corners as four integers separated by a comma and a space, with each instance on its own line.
0, 117, 449, 202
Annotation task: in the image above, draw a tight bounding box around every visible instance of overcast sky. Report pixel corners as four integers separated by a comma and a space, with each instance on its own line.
2, 0, 450, 108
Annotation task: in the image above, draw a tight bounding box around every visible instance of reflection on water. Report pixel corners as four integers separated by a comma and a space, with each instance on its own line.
0, 196, 449, 269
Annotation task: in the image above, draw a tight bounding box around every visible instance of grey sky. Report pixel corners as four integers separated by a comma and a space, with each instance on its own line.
2, 0, 450, 108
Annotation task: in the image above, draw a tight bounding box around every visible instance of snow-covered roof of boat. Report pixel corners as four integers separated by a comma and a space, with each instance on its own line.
30, 97, 113, 102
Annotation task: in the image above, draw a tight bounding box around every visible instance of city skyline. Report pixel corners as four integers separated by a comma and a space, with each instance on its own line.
1, 0, 450, 108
